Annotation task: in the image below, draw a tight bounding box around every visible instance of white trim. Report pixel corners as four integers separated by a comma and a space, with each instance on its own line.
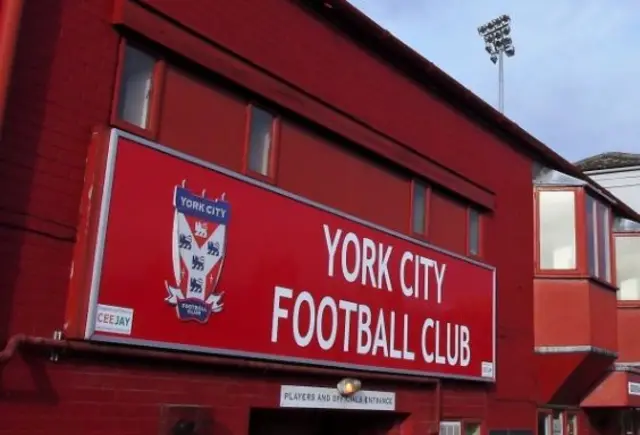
534, 345, 617, 357
84, 128, 120, 338
584, 165, 640, 176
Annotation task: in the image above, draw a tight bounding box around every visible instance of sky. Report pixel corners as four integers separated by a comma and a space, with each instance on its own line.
346, 0, 640, 162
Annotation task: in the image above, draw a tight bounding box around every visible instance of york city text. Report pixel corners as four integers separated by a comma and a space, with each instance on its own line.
269, 223, 472, 367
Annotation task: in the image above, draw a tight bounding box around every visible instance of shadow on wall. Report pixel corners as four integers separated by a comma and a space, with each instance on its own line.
0, 0, 66, 341
0, 0, 65, 405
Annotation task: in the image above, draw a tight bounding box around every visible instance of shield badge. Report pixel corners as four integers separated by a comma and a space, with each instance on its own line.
165, 181, 230, 323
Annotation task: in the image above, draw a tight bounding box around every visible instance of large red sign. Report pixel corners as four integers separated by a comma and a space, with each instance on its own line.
77, 130, 496, 381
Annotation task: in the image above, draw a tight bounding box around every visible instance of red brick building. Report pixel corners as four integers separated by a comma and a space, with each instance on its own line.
0, 1, 638, 434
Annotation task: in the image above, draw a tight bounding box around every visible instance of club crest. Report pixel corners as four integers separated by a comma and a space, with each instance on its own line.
165, 180, 230, 323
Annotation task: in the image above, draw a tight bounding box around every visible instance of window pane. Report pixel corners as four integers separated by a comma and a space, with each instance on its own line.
117, 44, 155, 128
586, 196, 597, 275
616, 236, 640, 300
539, 191, 577, 270
469, 209, 480, 255
597, 203, 611, 282
440, 422, 461, 435
614, 217, 640, 232
248, 107, 273, 176
566, 414, 577, 435
412, 183, 426, 234
465, 423, 481, 435
538, 413, 550, 435
552, 411, 563, 435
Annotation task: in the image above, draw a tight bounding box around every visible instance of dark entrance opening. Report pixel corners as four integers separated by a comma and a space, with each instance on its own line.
248, 408, 407, 435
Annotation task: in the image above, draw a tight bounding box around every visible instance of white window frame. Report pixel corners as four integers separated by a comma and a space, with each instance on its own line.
440, 421, 462, 435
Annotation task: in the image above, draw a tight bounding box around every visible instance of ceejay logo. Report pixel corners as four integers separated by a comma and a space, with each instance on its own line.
165, 181, 230, 323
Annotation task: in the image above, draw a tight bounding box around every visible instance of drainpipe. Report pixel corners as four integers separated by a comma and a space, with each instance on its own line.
434, 379, 442, 434
0, 0, 25, 141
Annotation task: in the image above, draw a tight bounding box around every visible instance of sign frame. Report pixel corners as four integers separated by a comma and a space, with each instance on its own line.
71, 128, 497, 382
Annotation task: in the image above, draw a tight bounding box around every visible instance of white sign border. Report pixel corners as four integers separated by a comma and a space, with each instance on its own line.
81, 128, 498, 383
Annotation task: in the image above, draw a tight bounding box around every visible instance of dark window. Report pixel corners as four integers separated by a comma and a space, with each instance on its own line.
412, 181, 427, 234
469, 208, 481, 256
585, 194, 611, 282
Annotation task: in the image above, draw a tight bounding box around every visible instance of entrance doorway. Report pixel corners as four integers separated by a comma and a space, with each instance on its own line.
248, 408, 405, 435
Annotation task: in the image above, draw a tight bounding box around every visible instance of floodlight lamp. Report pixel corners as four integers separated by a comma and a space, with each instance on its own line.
490, 54, 498, 64
503, 37, 512, 46
502, 27, 511, 36
485, 44, 494, 54
505, 46, 515, 56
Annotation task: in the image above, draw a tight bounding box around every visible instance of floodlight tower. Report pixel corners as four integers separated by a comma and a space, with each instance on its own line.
478, 15, 515, 113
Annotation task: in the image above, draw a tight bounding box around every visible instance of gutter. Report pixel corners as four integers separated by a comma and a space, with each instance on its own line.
0, 0, 24, 141
584, 165, 640, 176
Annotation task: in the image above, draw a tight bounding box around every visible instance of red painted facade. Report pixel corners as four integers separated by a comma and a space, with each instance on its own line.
532, 180, 640, 433
0, 0, 638, 434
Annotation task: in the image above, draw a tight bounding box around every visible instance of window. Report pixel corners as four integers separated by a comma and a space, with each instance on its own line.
539, 410, 576, 435
538, 190, 577, 270
468, 208, 481, 256
116, 44, 157, 129
247, 106, 275, 177
440, 422, 462, 435
566, 414, 577, 435
615, 218, 640, 232
615, 235, 640, 300
538, 412, 551, 435
620, 410, 640, 435
586, 195, 612, 282
412, 181, 427, 234
464, 422, 481, 435
552, 410, 564, 435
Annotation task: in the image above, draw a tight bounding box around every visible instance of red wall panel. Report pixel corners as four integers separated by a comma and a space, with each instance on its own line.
428, 190, 467, 255
158, 67, 247, 173
588, 283, 617, 351
278, 121, 410, 232
534, 279, 617, 351
617, 305, 640, 362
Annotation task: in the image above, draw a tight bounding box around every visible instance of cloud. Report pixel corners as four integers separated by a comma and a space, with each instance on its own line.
347, 0, 640, 161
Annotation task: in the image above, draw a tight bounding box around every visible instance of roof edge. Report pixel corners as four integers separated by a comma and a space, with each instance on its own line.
307, 0, 640, 222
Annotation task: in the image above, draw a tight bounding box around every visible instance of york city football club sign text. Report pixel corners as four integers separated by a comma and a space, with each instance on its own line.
79, 131, 496, 381
271, 224, 467, 367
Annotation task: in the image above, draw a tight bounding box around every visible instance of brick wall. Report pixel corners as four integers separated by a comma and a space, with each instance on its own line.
0, 353, 437, 434
0, 0, 118, 340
